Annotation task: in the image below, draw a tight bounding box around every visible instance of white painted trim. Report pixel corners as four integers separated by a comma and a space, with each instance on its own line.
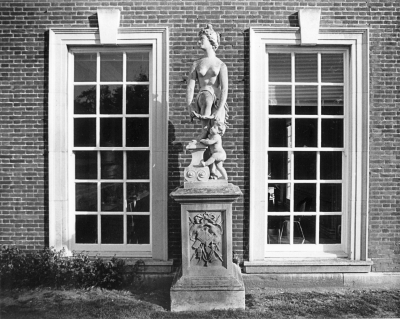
49, 27, 169, 260
249, 26, 369, 262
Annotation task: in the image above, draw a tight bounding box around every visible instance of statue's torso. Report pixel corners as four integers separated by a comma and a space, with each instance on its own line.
195, 57, 224, 96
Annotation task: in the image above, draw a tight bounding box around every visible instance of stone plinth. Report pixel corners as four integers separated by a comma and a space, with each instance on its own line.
170, 184, 244, 312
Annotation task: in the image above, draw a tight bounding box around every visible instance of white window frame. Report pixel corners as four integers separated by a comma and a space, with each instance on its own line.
49, 28, 169, 259
249, 27, 369, 261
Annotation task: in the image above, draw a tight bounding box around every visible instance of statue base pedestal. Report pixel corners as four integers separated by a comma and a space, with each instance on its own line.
170, 184, 244, 312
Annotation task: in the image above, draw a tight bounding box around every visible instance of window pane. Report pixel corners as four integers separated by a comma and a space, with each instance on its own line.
268, 151, 289, 180
101, 183, 123, 212
320, 151, 342, 180
268, 183, 290, 212
101, 151, 123, 179
294, 152, 316, 180
127, 52, 149, 82
295, 119, 317, 147
126, 85, 149, 114
322, 86, 343, 115
320, 215, 341, 244
100, 85, 123, 114
100, 53, 122, 82
74, 118, 96, 147
269, 119, 291, 147
268, 85, 291, 115
100, 118, 122, 147
76, 215, 97, 244
75, 151, 97, 179
127, 215, 150, 244
76, 183, 97, 211
321, 54, 343, 83
74, 85, 96, 114
322, 119, 343, 147
293, 215, 315, 244
269, 53, 291, 82
101, 215, 123, 244
295, 54, 317, 82
126, 118, 149, 147
267, 216, 290, 244
127, 151, 150, 179
74, 53, 96, 82
294, 183, 316, 212
127, 183, 150, 212
295, 86, 317, 115
320, 184, 342, 212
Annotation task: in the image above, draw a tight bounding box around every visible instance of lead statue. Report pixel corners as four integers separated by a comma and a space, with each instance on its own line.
186, 24, 228, 141
186, 24, 229, 181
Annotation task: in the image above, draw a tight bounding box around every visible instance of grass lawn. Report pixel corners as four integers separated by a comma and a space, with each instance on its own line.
1, 286, 399, 319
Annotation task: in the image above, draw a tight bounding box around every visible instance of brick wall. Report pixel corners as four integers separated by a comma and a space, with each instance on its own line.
0, 0, 399, 271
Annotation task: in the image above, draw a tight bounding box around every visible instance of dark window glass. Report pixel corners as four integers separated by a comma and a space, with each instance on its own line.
268, 151, 289, 180
101, 183, 123, 212
126, 118, 149, 147
295, 119, 317, 147
322, 86, 343, 115
101, 151, 123, 179
127, 215, 150, 244
320, 184, 342, 212
295, 54, 317, 82
295, 86, 317, 115
76, 183, 97, 211
100, 85, 123, 114
320, 215, 341, 244
100, 53, 122, 82
75, 151, 97, 179
127, 183, 150, 212
269, 53, 291, 82
101, 215, 123, 244
294, 152, 316, 180
127, 52, 149, 82
320, 152, 342, 180
76, 215, 97, 243
267, 216, 290, 244
268, 85, 291, 115
294, 183, 316, 212
268, 183, 290, 212
74, 85, 96, 114
74, 53, 96, 82
74, 118, 96, 147
269, 119, 291, 147
127, 151, 150, 179
322, 119, 343, 147
100, 118, 122, 147
126, 85, 149, 114
293, 215, 316, 244
321, 54, 343, 83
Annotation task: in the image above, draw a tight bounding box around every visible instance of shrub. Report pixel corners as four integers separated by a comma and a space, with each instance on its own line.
0, 246, 125, 290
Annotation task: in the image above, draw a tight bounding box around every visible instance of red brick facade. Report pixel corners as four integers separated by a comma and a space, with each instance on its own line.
1, 0, 399, 272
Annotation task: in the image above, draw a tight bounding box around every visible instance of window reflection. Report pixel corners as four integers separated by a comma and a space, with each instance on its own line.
268, 85, 291, 115
100, 85, 123, 114
127, 183, 150, 212
267, 216, 290, 244
101, 215, 123, 244
293, 215, 316, 244
76, 183, 97, 211
126, 85, 149, 114
295, 119, 317, 147
100, 118, 122, 147
127, 151, 150, 179
268, 183, 290, 212
322, 119, 343, 147
101, 183, 123, 212
100, 53, 123, 82
269, 119, 291, 147
126, 118, 149, 147
320, 184, 342, 212
295, 86, 317, 115
74, 85, 96, 114
320, 215, 341, 244
294, 183, 316, 212
101, 151, 123, 179
320, 152, 342, 180
74, 118, 96, 147
75, 151, 97, 179
76, 215, 97, 243
127, 53, 149, 82
74, 53, 96, 82
127, 215, 150, 244
294, 152, 316, 180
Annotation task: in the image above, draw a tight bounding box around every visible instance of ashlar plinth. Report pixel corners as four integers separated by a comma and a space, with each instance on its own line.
170, 184, 244, 312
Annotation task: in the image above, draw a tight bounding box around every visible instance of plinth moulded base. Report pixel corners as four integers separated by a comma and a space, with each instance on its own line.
170, 264, 245, 312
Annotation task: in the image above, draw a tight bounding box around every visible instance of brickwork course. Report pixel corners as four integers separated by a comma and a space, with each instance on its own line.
0, 0, 399, 272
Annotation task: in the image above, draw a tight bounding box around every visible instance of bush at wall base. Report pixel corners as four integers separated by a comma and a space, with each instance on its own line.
0, 246, 125, 290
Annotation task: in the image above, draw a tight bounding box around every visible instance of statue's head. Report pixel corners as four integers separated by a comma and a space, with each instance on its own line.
198, 24, 220, 51
211, 121, 226, 136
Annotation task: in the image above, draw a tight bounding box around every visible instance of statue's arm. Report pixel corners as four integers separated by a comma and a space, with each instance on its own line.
186, 62, 197, 117
213, 63, 228, 121
200, 137, 217, 145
